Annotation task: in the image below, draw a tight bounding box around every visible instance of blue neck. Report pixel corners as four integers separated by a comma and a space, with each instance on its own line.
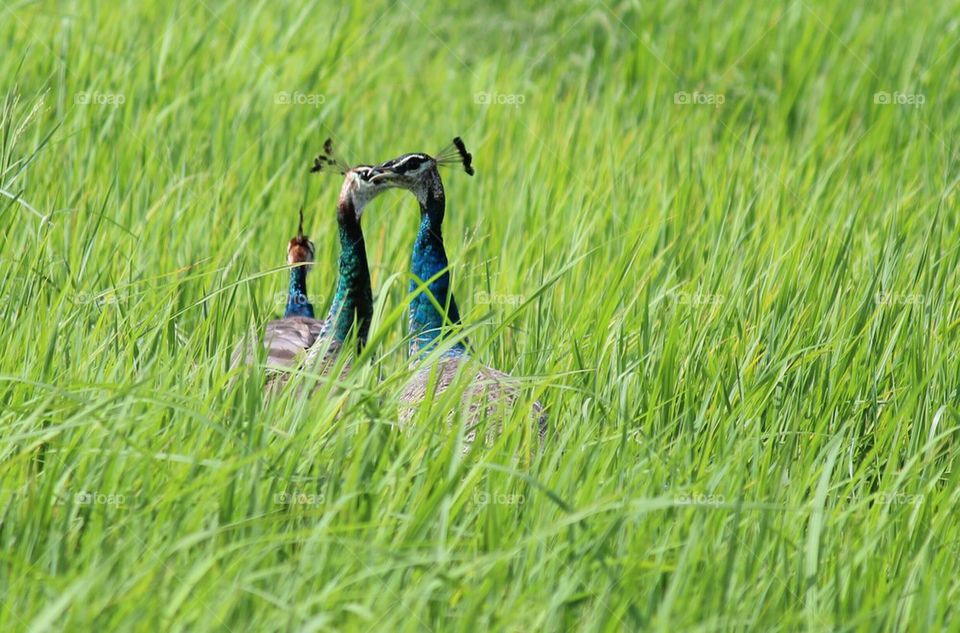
284, 266, 314, 318
321, 199, 373, 349
409, 184, 464, 356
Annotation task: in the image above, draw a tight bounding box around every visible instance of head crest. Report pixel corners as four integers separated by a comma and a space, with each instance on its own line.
310, 138, 350, 175
288, 208, 314, 266
436, 136, 474, 175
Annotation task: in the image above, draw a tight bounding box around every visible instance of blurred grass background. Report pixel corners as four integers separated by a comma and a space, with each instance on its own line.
1, 0, 959, 630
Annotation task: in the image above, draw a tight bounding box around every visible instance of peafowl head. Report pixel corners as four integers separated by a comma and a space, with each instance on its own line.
337, 165, 395, 217
287, 208, 315, 271
311, 139, 394, 219
364, 137, 474, 205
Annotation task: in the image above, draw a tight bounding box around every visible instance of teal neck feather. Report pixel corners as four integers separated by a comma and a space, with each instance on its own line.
323, 199, 373, 349
284, 266, 314, 318
409, 174, 464, 357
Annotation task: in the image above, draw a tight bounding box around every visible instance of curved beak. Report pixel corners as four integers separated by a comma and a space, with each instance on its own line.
367, 166, 400, 185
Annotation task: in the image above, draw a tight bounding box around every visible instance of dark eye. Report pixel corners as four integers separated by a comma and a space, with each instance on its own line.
398, 157, 424, 173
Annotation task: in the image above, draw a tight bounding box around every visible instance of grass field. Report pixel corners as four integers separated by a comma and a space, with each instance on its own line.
2, 0, 960, 630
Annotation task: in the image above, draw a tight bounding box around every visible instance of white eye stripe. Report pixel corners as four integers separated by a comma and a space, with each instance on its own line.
390, 154, 429, 171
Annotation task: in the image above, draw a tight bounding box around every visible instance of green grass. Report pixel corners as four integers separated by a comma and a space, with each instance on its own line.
2, 0, 959, 630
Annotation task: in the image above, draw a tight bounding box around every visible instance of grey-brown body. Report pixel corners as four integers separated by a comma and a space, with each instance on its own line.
399, 352, 547, 448
233, 317, 347, 390
261, 316, 325, 367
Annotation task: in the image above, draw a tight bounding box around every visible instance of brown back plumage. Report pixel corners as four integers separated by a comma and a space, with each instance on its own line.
262, 316, 324, 367
399, 354, 547, 450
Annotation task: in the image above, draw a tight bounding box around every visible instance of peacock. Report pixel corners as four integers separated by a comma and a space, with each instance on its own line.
361, 138, 548, 444
236, 140, 393, 386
